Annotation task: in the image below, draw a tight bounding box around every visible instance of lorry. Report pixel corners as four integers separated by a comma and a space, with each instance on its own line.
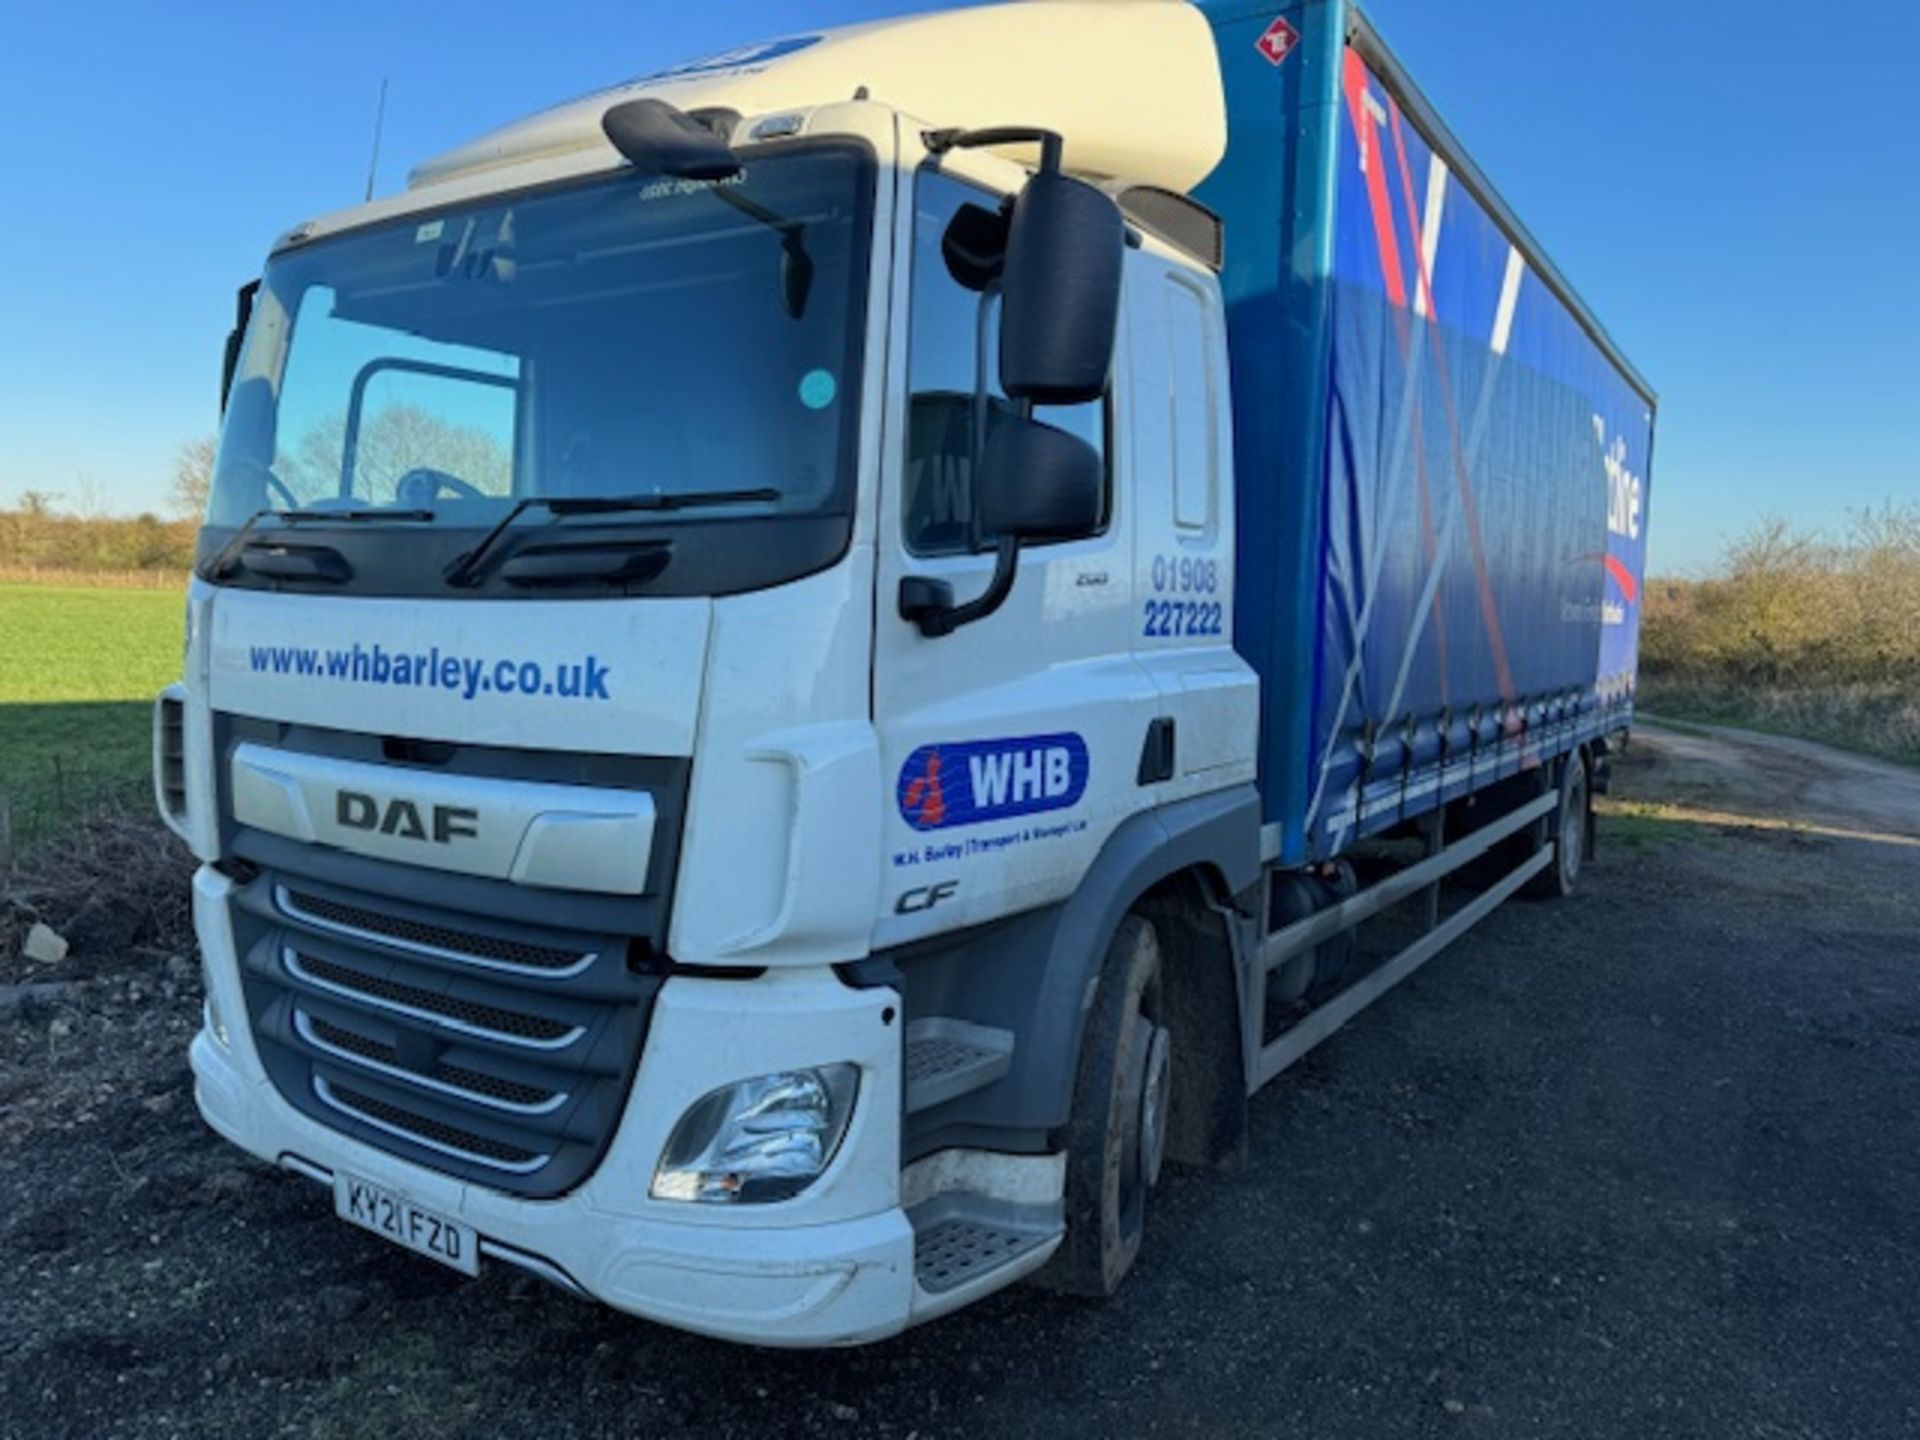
157, 0, 1656, 1346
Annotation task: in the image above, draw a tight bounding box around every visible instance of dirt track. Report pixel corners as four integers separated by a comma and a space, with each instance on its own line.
1634, 716, 1920, 843
3, 724, 1918, 1439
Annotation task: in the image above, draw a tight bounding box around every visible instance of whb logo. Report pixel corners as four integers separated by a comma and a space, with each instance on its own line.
897, 733, 1090, 832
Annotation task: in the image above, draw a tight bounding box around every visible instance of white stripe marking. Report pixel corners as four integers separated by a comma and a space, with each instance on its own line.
1414, 156, 1448, 319
1491, 246, 1525, 355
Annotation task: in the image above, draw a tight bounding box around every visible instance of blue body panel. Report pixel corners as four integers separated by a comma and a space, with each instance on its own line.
1194, 0, 1655, 865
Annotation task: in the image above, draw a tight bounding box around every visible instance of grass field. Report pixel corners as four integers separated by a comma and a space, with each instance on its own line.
0, 583, 185, 850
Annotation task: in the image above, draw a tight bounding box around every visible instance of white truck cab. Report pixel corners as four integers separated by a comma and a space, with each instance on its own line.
166, 3, 1259, 1345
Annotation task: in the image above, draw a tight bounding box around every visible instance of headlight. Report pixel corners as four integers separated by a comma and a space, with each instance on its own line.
651, 1065, 858, 1205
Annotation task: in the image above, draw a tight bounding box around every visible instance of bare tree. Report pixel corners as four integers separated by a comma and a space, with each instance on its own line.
278, 408, 510, 504
170, 437, 219, 518
72, 474, 110, 521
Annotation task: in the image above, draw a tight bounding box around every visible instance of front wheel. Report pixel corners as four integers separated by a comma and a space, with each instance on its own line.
1037, 915, 1171, 1297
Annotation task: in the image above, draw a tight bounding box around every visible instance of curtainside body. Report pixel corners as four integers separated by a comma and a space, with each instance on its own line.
1197, 0, 1655, 867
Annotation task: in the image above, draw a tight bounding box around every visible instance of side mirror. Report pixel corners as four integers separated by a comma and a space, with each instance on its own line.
898, 126, 1123, 639
900, 416, 1102, 638
999, 170, 1124, 405
977, 417, 1103, 541
220, 279, 260, 414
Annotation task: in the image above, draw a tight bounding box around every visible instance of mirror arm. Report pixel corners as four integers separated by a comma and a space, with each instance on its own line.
899, 536, 1020, 639
924, 127, 1065, 176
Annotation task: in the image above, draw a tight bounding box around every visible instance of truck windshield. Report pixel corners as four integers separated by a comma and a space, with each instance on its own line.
206, 143, 873, 594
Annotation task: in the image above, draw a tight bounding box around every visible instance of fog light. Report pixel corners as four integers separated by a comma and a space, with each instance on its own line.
651, 1065, 858, 1204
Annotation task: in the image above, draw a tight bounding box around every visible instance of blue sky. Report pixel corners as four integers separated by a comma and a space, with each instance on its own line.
0, 0, 1912, 573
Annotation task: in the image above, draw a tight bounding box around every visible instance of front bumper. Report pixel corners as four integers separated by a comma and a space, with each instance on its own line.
189, 865, 927, 1347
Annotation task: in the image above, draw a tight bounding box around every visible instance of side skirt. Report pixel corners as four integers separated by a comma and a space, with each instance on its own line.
1245, 787, 1558, 1093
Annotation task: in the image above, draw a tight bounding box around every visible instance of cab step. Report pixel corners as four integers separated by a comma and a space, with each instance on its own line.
903, 1018, 1014, 1114
908, 1194, 1061, 1296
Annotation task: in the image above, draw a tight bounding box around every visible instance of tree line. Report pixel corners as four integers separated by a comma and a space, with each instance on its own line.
3, 404, 510, 576
1640, 503, 1920, 762
0, 441, 211, 574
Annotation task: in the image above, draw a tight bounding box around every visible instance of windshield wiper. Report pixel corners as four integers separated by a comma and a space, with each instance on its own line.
443, 488, 779, 589
200, 507, 436, 581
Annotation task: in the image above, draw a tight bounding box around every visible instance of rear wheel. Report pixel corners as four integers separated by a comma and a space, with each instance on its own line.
1038, 915, 1170, 1296
1524, 750, 1589, 899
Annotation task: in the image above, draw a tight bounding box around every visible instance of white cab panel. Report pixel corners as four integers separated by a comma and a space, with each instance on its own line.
1126, 251, 1260, 798
670, 560, 883, 969
206, 589, 710, 757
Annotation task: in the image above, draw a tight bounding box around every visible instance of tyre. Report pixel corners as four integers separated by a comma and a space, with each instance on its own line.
1523, 750, 1589, 900
1037, 914, 1171, 1297
1266, 874, 1322, 1004
1304, 857, 1359, 1003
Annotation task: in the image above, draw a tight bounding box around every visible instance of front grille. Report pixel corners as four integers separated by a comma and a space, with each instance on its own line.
306, 1012, 395, 1064
234, 869, 661, 1198
287, 951, 580, 1046
301, 1012, 562, 1112
316, 1078, 548, 1170
281, 888, 591, 975
437, 1061, 555, 1110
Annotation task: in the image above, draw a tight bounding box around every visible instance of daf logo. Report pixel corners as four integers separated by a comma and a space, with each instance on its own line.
336, 790, 479, 845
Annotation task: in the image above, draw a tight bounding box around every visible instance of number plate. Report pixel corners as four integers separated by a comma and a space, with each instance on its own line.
333, 1172, 479, 1277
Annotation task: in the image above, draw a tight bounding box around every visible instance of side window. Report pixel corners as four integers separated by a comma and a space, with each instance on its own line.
1163, 277, 1218, 534
904, 169, 1107, 557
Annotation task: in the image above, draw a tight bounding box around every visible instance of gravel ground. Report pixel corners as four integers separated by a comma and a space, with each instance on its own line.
3, 724, 1917, 1439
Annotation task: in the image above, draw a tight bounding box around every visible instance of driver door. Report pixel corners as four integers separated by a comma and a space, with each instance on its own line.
870, 159, 1158, 950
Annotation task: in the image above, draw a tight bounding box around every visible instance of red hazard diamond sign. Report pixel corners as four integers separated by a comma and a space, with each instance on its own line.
1255, 16, 1300, 67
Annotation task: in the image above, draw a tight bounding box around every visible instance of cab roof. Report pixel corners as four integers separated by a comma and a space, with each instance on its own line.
409, 1, 1227, 196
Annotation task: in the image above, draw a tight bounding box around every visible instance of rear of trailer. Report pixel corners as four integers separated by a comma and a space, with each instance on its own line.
1195, 0, 1656, 868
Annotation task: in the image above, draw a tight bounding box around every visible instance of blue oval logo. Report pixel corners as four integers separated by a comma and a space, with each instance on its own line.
640, 35, 823, 83
898, 733, 1090, 832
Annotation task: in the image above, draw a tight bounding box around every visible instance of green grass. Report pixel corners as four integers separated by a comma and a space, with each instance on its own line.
1, 583, 185, 847
1597, 800, 1713, 854
0, 583, 184, 706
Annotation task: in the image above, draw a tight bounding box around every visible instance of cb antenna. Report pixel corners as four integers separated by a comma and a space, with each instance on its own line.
363, 76, 390, 202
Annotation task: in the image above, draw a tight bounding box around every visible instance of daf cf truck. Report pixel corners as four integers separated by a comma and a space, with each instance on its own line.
158, 0, 1656, 1345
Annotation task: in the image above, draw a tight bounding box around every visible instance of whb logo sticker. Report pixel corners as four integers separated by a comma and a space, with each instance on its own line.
898, 733, 1090, 832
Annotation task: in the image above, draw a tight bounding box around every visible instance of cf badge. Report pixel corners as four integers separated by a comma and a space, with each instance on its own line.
895, 880, 959, 915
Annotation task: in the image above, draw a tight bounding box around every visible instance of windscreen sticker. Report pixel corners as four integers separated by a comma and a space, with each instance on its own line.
799, 369, 838, 410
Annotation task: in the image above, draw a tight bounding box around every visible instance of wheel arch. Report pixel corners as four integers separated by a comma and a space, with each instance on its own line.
880, 785, 1261, 1154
